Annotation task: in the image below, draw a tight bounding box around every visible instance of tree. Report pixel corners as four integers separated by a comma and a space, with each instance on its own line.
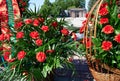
50, 1, 61, 17
56, 0, 68, 10
44, 0, 51, 6
88, 0, 97, 11
65, 0, 73, 8
74, 0, 80, 7
40, 0, 86, 17
79, 0, 85, 8
40, 0, 52, 17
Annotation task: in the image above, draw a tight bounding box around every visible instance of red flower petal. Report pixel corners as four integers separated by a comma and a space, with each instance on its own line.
102, 25, 114, 34
101, 41, 112, 51
17, 51, 26, 60
36, 52, 46, 62
114, 34, 120, 43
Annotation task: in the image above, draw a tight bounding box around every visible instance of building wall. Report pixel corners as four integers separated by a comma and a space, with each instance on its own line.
69, 8, 87, 18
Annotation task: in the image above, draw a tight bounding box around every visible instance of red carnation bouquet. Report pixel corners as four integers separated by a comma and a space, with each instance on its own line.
79, 0, 120, 69
0, 9, 80, 81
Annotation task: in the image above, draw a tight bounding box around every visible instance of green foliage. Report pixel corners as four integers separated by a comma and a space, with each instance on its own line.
39, 0, 85, 17
87, 0, 120, 69
88, 0, 97, 11
0, 4, 81, 81
17, 0, 30, 17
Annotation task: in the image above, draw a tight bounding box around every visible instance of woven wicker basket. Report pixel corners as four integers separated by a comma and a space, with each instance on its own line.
84, 0, 120, 81
89, 67, 120, 81
86, 54, 120, 81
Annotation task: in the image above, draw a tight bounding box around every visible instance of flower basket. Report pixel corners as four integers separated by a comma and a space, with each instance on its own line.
89, 67, 120, 81
0, 0, 81, 81
79, 0, 120, 80
86, 54, 120, 81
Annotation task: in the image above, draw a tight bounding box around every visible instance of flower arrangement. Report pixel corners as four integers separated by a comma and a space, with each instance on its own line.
17, 0, 30, 15
0, 9, 80, 81
79, 0, 120, 69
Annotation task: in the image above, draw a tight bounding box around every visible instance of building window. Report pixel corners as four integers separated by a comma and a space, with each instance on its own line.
75, 11, 79, 17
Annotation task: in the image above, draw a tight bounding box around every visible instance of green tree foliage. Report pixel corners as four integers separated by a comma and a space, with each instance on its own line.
65, 0, 73, 8
74, 0, 85, 8
44, 0, 51, 5
40, 0, 85, 17
17, 0, 30, 17
79, 0, 85, 8
50, 2, 61, 16
39, 0, 52, 17
88, 0, 97, 11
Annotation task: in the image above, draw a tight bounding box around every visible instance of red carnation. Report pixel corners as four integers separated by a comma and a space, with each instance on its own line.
13, 9, 18, 14
21, 8, 25, 12
22, 2, 26, 6
35, 39, 43, 46
24, 19, 33, 25
0, 47, 3, 51
102, 25, 114, 34
116, 0, 119, 4
102, 41, 112, 51
4, 51, 11, 55
1, 27, 10, 33
51, 21, 58, 27
3, 54, 9, 61
41, 25, 49, 32
85, 13, 94, 18
17, 51, 26, 60
118, 14, 120, 18
86, 40, 92, 48
81, 37, 90, 44
33, 19, 40, 26
0, 12, 2, 19
82, 20, 87, 25
4, 34, 11, 41
71, 33, 77, 41
30, 31, 39, 39
99, 7, 108, 16
15, 21, 23, 29
46, 50, 54, 53
0, 34, 5, 41
79, 25, 85, 33
114, 34, 120, 43
100, 2, 108, 9
3, 54, 15, 62
36, 52, 46, 62
38, 18, 44, 23
99, 18, 109, 24
3, 46, 11, 51
16, 32, 24, 39
61, 28, 69, 35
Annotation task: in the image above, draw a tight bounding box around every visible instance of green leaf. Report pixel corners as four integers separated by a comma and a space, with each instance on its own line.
116, 51, 120, 54
102, 53, 107, 58
117, 55, 120, 61
56, 58, 62, 68
92, 38, 101, 47
115, 28, 120, 34
35, 39, 55, 52
42, 70, 47, 78
8, 68, 16, 81
41, 65, 52, 78
112, 60, 116, 64
31, 68, 43, 80
118, 63, 120, 69
111, 5, 117, 19
114, 18, 119, 25
98, 47, 104, 54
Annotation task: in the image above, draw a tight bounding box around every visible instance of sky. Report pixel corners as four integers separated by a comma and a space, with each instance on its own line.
29, 0, 89, 10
